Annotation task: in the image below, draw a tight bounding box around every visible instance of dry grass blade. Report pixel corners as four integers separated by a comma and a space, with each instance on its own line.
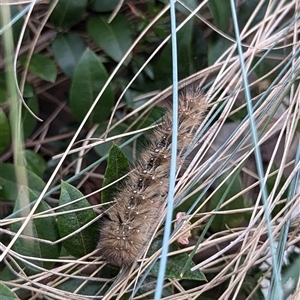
0, 0, 299, 299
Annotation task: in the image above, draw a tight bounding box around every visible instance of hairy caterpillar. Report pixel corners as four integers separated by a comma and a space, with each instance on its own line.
98, 87, 207, 267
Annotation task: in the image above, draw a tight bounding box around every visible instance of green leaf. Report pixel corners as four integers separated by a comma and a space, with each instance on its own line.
237, 0, 268, 30
56, 277, 104, 296
208, 0, 230, 31
89, 0, 119, 12
51, 33, 86, 78
57, 181, 99, 257
149, 238, 206, 281
254, 57, 281, 81
0, 281, 18, 300
174, 181, 205, 219
296, 120, 300, 133
101, 144, 130, 203
87, 15, 133, 63
93, 123, 132, 158
191, 26, 208, 71
282, 254, 300, 298
0, 163, 45, 202
155, 18, 195, 88
0, 71, 7, 104
208, 35, 232, 66
23, 81, 35, 98
159, 0, 198, 14
135, 276, 173, 297
24, 150, 46, 178
22, 86, 39, 139
50, 0, 88, 29
0, 267, 17, 281
0, 108, 11, 155
69, 48, 114, 124
267, 164, 288, 216
10, 187, 61, 271
209, 171, 245, 232
9, 6, 25, 46
19, 53, 57, 83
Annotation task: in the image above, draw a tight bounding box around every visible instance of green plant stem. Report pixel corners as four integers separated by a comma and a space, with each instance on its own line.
1, 5, 32, 244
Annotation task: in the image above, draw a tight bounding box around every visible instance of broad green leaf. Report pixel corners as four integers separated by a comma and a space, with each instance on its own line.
23, 81, 35, 98
0, 266, 17, 281
101, 144, 130, 203
0, 108, 11, 155
94, 107, 161, 159
10, 6, 25, 45
24, 150, 46, 178
22, 87, 39, 139
209, 171, 245, 232
87, 15, 133, 63
237, 0, 268, 30
174, 181, 205, 219
93, 123, 132, 159
254, 57, 282, 81
57, 181, 99, 257
282, 254, 300, 298
51, 33, 86, 77
135, 276, 173, 297
208, 35, 232, 66
50, 0, 88, 29
0, 71, 7, 104
56, 277, 105, 296
155, 18, 195, 88
19, 53, 57, 83
89, 0, 119, 12
0, 281, 18, 300
267, 164, 287, 217
69, 49, 114, 124
0, 163, 45, 202
228, 105, 248, 122
208, 0, 230, 31
160, 0, 198, 15
10, 187, 61, 271
132, 58, 155, 82
149, 238, 206, 281
191, 26, 208, 71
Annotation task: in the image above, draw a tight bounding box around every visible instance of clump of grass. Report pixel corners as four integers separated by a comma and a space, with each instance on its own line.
0, 0, 299, 299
